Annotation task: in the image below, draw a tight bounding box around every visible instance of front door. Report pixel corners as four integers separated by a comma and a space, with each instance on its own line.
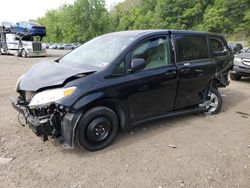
125, 36, 178, 122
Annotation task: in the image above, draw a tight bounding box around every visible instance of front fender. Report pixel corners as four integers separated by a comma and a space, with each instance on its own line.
72, 92, 105, 112
60, 92, 122, 148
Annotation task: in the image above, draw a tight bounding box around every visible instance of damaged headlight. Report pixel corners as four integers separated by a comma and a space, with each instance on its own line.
29, 87, 76, 108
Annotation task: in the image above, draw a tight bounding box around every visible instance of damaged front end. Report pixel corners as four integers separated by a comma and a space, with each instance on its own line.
10, 95, 59, 141
10, 87, 81, 149
10, 61, 97, 148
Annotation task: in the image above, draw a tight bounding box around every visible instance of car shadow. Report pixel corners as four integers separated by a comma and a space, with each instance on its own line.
114, 115, 197, 145
67, 115, 193, 157
62, 85, 248, 156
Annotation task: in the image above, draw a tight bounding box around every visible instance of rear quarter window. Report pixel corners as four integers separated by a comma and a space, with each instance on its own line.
209, 37, 229, 57
175, 35, 209, 62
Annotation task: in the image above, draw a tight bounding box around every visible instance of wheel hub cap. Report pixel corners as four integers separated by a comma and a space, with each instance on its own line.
207, 92, 219, 113
87, 117, 111, 144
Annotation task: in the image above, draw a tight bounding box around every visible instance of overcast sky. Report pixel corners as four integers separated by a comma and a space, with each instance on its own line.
0, 0, 124, 23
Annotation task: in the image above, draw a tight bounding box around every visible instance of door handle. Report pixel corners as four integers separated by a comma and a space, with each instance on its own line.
165, 71, 176, 77
165, 71, 177, 77
194, 69, 203, 73
180, 68, 190, 74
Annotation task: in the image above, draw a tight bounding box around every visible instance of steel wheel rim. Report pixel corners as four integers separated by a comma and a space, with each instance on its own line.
86, 117, 112, 144
208, 92, 219, 113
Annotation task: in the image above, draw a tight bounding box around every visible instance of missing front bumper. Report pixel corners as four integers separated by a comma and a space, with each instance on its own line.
10, 96, 81, 149
10, 96, 53, 141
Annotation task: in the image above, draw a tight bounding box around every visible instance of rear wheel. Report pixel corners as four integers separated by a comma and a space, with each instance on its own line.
230, 73, 241, 80
205, 87, 222, 115
21, 49, 27, 58
77, 107, 118, 151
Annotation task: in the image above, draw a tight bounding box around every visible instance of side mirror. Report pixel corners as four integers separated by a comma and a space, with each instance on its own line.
129, 58, 146, 72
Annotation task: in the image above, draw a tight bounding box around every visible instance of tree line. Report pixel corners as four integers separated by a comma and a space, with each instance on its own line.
37, 0, 250, 43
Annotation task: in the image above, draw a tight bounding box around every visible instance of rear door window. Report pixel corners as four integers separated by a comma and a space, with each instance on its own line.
175, 35, 209, 62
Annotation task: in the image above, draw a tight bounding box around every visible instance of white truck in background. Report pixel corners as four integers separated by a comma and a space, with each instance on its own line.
0, 23, 46, 58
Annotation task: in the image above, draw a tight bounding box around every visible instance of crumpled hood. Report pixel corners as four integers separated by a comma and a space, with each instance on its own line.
18, 62, 94, 91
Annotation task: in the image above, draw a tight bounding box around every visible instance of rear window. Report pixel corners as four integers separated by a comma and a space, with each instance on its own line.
175, 35, 209, 62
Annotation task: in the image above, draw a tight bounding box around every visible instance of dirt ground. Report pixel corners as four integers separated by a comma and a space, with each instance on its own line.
0, 50, 249, 188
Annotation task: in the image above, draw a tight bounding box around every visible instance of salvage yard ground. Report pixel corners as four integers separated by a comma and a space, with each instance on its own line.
0, 50, 250, 188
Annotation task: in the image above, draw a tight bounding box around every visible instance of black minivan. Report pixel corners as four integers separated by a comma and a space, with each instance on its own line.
11, 30, 233, 151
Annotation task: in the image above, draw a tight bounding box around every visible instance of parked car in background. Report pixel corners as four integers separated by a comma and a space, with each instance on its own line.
11, 30, 233, 151
42, 43, 50, 50
64, 44, 75, 50
15, 21, 46, 38
47, 43, 80, 50
75, 43, 81, 48
230, 47, 250, 80
44, 43, 50, 49
242, 47, 249, 53
229, 43, 243, 54
49, 44, 58, 49
57, 44, 64, 50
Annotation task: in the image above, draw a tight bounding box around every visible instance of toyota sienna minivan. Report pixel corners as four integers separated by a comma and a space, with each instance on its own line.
11, 30, 233, 151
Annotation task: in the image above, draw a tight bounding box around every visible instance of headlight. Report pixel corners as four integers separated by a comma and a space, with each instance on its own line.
29, 87, 76, 108
234, 57, 242, 63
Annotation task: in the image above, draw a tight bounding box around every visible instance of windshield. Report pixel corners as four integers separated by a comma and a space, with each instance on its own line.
246, 48, 250, 53
60, 35, 135, 70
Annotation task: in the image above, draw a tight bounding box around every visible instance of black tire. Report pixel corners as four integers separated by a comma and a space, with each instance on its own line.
21, 49, 27, 58
230, 73, 241, 80
77, 107, 118, 151
205, 87, 222, 115
0, 48, 6, 55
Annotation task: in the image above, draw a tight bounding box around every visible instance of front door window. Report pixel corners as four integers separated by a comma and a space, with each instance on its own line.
132, 37, 170, 69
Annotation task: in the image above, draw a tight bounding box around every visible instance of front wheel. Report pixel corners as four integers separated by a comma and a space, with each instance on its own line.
204, 88, 222, 115
77, 107, 118, 151
0, 48, 6, 55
